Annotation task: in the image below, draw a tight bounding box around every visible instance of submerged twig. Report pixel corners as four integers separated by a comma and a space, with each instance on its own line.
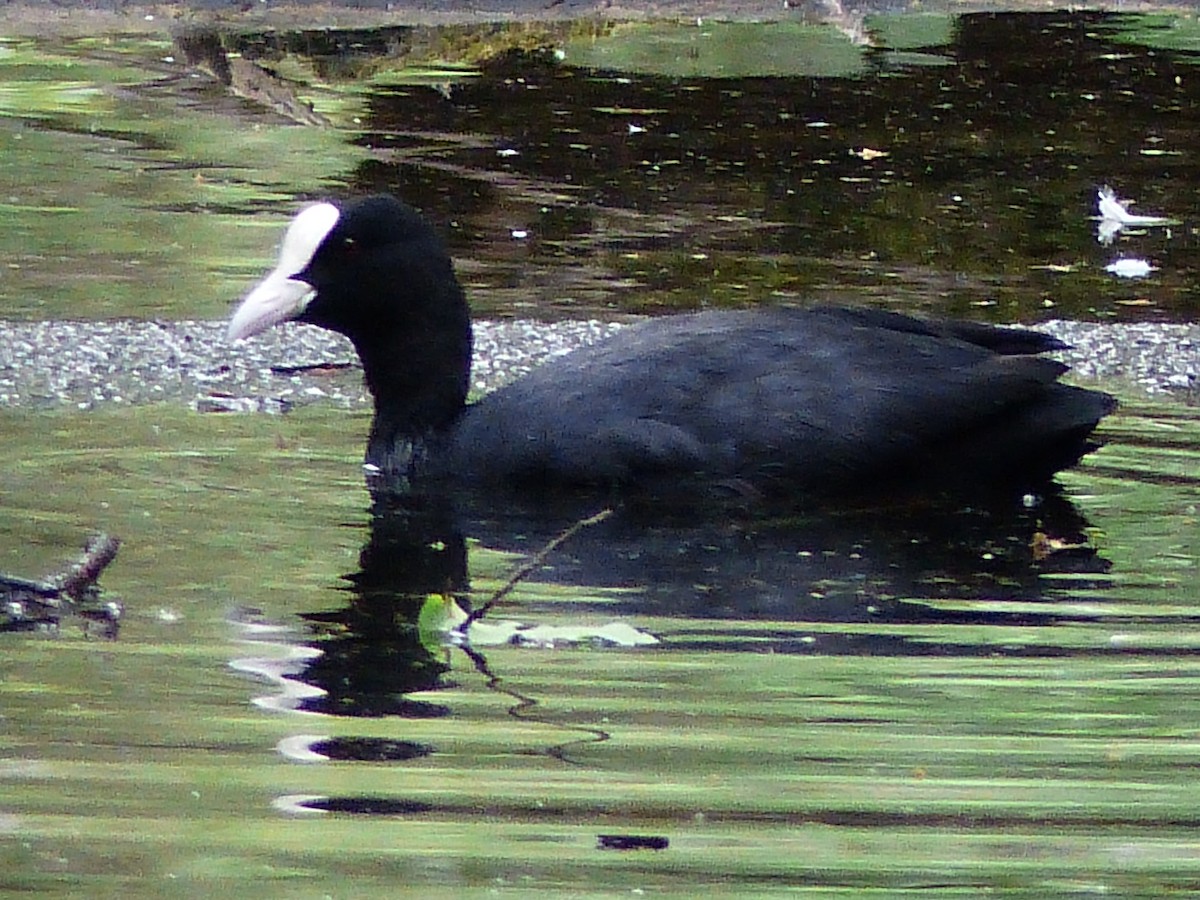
459, 507, 612, 634
448, 508, 616, 765
457, 633, 608, 767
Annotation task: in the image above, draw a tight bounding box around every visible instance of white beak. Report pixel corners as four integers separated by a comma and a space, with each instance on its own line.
227, 269, 315, 341
227, 202, 341, 341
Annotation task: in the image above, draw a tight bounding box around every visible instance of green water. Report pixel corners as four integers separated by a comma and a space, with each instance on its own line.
3, 11, 1200, 898
4, 403, 1200, 896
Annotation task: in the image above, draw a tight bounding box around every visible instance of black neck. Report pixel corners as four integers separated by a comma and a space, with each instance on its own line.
293, 196, 474, 481
356, 282, 472, 476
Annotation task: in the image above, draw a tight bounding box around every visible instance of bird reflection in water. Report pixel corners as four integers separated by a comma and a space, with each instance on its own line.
281, 483, 1109, 723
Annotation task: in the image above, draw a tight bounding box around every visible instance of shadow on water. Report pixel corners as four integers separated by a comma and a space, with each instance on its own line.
280, 485, 1110, 705
245, 481, 1120, 816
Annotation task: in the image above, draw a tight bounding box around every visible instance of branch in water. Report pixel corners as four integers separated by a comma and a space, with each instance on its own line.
459, 508, 612, 634
1, 533, 122, 636
56, 533, 122, 602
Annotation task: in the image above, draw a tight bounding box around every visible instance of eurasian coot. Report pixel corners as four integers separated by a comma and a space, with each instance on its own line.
228, 195, 1115, 503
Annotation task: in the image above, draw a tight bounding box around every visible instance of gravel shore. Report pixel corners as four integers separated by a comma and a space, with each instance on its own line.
0, 317, 1195, 415
0, 318, 625, 414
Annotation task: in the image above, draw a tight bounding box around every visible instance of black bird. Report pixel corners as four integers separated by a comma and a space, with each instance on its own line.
228, 195, 1115, 506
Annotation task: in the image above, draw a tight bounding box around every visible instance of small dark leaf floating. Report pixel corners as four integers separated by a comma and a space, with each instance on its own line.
304, 796, 435, 815
597, 834, 669, 851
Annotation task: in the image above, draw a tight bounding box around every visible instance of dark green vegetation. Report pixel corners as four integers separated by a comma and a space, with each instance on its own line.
4, 10, 1200, 897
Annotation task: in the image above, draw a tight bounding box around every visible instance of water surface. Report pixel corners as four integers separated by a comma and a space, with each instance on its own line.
3, 11, 1200, 897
